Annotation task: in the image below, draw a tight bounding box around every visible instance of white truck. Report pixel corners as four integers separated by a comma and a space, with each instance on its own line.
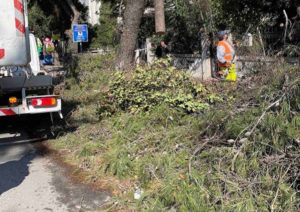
0, 0, 62, 119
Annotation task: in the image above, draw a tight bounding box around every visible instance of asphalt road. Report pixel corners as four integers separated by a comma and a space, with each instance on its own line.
0, 117, 110, 212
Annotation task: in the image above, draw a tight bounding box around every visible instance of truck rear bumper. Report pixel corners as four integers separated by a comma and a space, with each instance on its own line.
0, 97, 62, 117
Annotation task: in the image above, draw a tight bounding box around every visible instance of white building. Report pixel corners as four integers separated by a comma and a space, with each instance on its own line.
79, 0, 101, 26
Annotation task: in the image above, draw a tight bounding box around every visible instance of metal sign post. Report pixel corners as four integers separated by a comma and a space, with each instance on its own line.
79, 42, 83, 53
72, 24, 88, 53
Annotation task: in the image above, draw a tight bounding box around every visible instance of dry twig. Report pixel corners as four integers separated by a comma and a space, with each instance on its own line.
188, 137, 215, 176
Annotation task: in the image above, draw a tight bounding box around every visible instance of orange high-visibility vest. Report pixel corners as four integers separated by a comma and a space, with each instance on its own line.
217, 40, 234, 67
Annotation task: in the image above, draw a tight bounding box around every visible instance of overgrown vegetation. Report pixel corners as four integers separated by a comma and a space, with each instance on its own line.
63, 54, 114, 124
50, 54, 299, 211
98, 59, 221, 116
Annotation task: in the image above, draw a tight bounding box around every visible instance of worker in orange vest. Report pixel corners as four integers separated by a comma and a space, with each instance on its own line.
216, 30, 237, 81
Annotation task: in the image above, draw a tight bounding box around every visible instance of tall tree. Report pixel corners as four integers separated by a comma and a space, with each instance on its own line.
116, 0, 146, 70
64, 0, 83, 51
28, 0, 86, 51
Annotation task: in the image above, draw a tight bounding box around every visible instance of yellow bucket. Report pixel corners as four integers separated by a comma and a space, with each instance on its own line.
226, 64, 237, 82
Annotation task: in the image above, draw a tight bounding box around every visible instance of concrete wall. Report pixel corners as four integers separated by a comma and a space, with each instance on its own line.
192, 56, 277, 81
192, 58, 212, 80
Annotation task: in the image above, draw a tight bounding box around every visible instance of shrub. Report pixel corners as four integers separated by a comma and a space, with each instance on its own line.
98, 59, 221, 116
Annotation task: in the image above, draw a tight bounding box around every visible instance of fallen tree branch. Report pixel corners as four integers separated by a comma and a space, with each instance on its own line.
231, 94, 286, 172
283, 10, 289, 46
270, 164, 292, 212
188, 138, 213, 176
230, 75, 300, 172
233, 74, 294, 144
257, 27, 266, 56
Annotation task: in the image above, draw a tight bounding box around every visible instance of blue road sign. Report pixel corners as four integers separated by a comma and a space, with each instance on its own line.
72, 24, 88, 43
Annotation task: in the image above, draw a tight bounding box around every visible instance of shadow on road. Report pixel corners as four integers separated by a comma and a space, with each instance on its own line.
0, 116, 40, 196
0, 153, 35, 195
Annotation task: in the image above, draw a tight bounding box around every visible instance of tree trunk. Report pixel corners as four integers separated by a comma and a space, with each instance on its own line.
154, 0, 166, 34
297, 5, 300, 17
116, 0, 145, 70
64, 0, 81, 53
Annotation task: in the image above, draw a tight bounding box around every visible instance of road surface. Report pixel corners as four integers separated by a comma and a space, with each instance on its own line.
0, 118, 110, 212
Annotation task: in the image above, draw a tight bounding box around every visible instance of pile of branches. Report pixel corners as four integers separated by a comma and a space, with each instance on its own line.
186, 66, 300, 211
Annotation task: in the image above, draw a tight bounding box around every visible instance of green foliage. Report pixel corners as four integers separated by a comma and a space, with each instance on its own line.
63, 54, 115, 124
138, 0, 299, 53
28, 3, 55, 38
90, 1, 118, 48
28, 0, 87, 39
163, 0, 212, 53
211, 0, 294, 32
225, 109, 258, 139
99, 59, 220, 115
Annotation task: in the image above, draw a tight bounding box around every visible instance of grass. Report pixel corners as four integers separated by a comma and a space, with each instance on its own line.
50, 54, 300, 211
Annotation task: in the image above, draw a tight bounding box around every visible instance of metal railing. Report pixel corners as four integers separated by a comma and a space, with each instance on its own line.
171, 54, 201, 70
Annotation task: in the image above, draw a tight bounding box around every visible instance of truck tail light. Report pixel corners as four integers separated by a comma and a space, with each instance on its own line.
9, 96, 18, 105
31, 97, 57, 108
0, 49, 5, 59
